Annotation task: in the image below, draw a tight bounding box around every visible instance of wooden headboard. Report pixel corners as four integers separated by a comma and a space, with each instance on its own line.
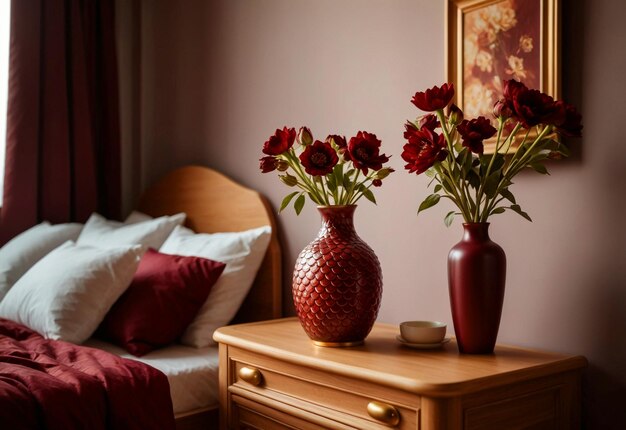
136, 165, 282, 324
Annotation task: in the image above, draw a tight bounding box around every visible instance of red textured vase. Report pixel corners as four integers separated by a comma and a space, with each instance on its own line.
292, 205, 383, 347
448, 223, 506, 354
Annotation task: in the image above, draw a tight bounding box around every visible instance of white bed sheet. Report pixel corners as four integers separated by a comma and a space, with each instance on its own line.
85, 339, 219, 415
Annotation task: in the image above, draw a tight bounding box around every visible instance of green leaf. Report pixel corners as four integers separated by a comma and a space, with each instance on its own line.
467, 170, 481, 189
532, 139, 550, 152
509, 204, 532, 222
453, 140, 464, 153
306, 192, 319, 206
516, 141, 529, 156
461, 150, 473, 179
490, 207, 506, 215
500, 188, 516, 204
493, 154, 506, 171
333, 164, 344, 190
442, 179, 455, 195
557, 144, 571, 158
425, 169, 436, 178
418, 194, 440, 214
448, 158, 461, 177
279, 191, 299, 213
294, 194, 306, 215
454, 149, 464, 166
444, 211, 456, 227
530, 163, 549, 175
361, 187, 377, 204
527, 152, 549, 164
342, 167, 354, 189
542, 139, 561, 151
478, 154, 491, 175
483, 171, 501, 198
326, 174, 337, 193
433, 184, 443, 193
479, 153, 505, 175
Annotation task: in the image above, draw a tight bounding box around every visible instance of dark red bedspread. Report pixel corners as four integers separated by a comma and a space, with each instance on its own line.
0, 318, 176, 430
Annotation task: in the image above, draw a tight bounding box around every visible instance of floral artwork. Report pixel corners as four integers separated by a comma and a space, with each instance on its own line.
462, 0, 541, 121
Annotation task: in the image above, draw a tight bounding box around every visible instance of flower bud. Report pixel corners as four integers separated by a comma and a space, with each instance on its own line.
493, 98, 513, 119
259, 156, 277, 173
547, 151, 563, 160
417, 114, 440, 131
325, 134, 347, 149
447, 104, 464, 125
372, 179, 383, 187
279, 174, 298, 187
374, 167, 395, 180
276, 159, 289, 171
297, 126, 313, 146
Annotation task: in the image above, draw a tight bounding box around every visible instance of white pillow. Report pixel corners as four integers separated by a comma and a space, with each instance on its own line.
0, 241, 142, 343
124, 210, 154, 224
77, 212, 185, 249
160, 225, 271, 347
0, 222, 83, 301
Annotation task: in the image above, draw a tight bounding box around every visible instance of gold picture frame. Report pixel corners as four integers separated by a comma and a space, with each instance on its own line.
446, 0, 560, 153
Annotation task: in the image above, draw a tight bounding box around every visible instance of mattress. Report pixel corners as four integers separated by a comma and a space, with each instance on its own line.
85, 339, 219, 415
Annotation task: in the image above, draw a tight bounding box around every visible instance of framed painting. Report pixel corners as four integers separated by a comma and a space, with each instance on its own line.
446, 0, 560, 152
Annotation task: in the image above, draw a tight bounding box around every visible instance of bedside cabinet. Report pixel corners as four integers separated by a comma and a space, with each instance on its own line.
214, 318, 586, 429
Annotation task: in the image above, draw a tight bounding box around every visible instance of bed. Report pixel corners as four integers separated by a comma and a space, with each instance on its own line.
132, 165, 282, 429
0, 165, 282, 429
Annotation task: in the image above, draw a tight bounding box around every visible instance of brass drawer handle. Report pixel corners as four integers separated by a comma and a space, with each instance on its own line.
238, 366, 263, 386
367, 401, 400, 426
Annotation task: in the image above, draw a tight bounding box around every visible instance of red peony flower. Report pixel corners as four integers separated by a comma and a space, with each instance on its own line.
262, 127, 296, 155
259, 156, 278, 173
503, 79, 527, 104
457, 117, 497, 155
411, 83, 455, 112
554, 101, 583, 138
417, 114, 440, 131
402, 124, 448, 174
346, 131, 390, 174
512, 89, 564, 128
299, 140, 338, 176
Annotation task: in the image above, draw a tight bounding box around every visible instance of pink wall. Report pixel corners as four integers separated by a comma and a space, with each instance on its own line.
137, 0, 626, 426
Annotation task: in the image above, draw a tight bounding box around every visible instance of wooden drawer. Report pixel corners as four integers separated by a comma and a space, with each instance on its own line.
232, 393, 357, 430
464, 388, 557, 429
227, 347, 419, 429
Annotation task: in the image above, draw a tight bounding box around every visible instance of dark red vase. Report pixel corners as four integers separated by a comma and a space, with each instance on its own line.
292, 205, 383, 346
448, 223, 506, 354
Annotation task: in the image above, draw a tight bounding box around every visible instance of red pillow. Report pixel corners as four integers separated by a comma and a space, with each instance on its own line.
97, 248, 225, 356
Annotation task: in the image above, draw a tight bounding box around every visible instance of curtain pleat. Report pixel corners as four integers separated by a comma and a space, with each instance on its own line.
0, 0, 120, 245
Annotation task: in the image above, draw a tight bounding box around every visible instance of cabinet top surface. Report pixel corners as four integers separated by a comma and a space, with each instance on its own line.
214, 318, 586, 396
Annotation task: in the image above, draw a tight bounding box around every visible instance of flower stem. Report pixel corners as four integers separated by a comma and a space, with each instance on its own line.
505, 125, 551, 177
318, 177, 331, 206
435, 110, 473, 221
350, 180, 373, 204
284, 150, 325, 205
434, 163, 471, 221
346, 169, 360, 203
479, 125, 553, 222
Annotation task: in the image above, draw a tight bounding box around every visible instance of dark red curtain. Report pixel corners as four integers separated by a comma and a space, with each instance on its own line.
0, 0, 121, 245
